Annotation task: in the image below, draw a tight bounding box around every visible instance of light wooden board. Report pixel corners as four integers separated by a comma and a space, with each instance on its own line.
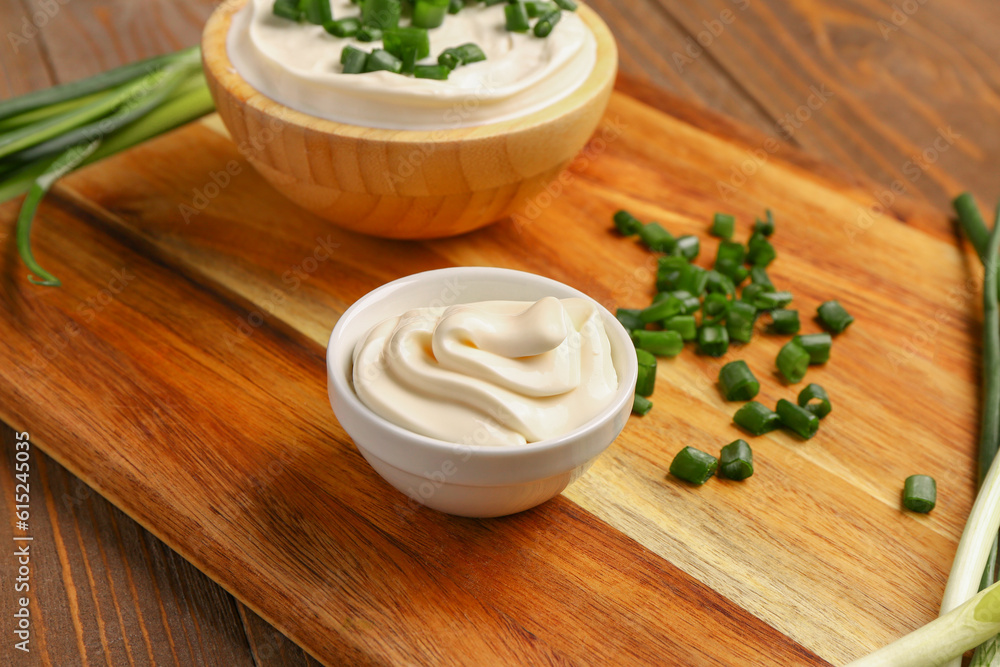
0, 84, 984, 665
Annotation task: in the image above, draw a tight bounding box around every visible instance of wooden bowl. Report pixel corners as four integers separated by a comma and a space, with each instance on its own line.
201, 0, 617, 239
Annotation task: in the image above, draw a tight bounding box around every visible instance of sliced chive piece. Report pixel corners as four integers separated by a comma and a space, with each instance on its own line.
400, 47, 418, 75
702, 293, 731, 323
364, 49, 403, 73
656, 256, 687, 290
767, 309, 800, 334
711, 213, 735, 239
715, 240, 746, 265
747, 233, 776, 267
726, 300, 757, 344
505, 2, 531, 31
740, 282, 773, 305
639, 222, 676, 253
533, 9, 561, 37
776, 398, 820, 439
554, 0, 577, 9
438, 49, 461, 69
677, 264, 709, 296
636, 349, 657, 397
719, 440, 754, 480
453, 43, 487, 64
273, 0, 303, 20
632, 330, 684, 357
448, 0, 463, 13
718, 360, 760, 401
340, 45, 369, 73
734, 401, 781, 435
664, 315, 697, 341
613, 210, 643, 236
361, 0, 401, 29
776, 339, 810, 383
669, 447, 718, 485
632, 394, 653, 416
749, 266, 773, 287
674, 235, 700, 261
754, 290, 793, 310
639, 295, 682, 324
664, 290, 700, 315
698, 324, 729, 357
817, 300, 855, 334
795, 332, 832, 364
304, 0, 334, 24
356, 25, 383, 41
798, 383, 832, 419
705, 270, 735, 297
414, 64, 450, 79
383, 27, 431, 60
615, 308, 643, 332
715, 258, 749, 286
753, 209, 775, 237
526, 1, 558, 17
413, 0, 451, 29
324, 17, 362, 36
903, 474, 937, 513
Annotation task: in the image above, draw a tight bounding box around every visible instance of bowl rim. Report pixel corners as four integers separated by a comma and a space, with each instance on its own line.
326, 266, 638, 458
202, 0, 619, 142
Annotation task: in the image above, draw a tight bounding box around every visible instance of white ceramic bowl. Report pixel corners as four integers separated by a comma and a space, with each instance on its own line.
326, 267, 637, 518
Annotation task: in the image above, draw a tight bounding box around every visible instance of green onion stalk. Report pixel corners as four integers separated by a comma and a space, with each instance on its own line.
0, 46, 214, 285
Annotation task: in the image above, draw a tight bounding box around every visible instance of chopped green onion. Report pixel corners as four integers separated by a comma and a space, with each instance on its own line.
304, 0, 334, 24
798, 383, 832, 419
664, 315, 697, 341
273, 0, 303, 20
903, 474, 937, 513
754, 290, 793, 310
636, 349, 657, 397
449, 0, 463, 13
715, 259, 749, 285
726, 300, 757, 343
414, 64, 450, 79
674, 235, 700, 261
705, 270, 735, 297
718, 360, 760, 401
740, 282, 773, 305
794, 332, 832, 364
669, 447, 718, 485
341, 45, 369, 73
698, 324, 729, 357
533, 9, 561, 37
747, 233, 776, 267
719, 440, 754, 480
702, 292, 731, 323
615, 308, 643, 332
749, 266, 773, 287
677, 263, 709, 296
753, 209, 775, 237
776, 398, 819, 439
400, 47, 418, 75
734, 401, 780, 435
632, 330, 684, 357
356, 25, 383, 41
656, 256, 687, 290
711, 213, 735, 239
361, 0, 401, 29
639, 222, 676, 253
776, 339, 809, 383
767, 309, 800, 334
632, 394, 653, 416
715, 240, 745, 265
364, 49, 403, 73
383, 27, 431, 60
665, 290, 701, 315
438, 50, 460, 69
554, 0, 577, 9
324, 17, 362, 36
639, 295, 682, 324
817, 300, 855, 334
452, 43, 487, 64
613, 209, 642, 236
505, 2, 531, 31
413, 0, 451, 29
526, 1, 558, 17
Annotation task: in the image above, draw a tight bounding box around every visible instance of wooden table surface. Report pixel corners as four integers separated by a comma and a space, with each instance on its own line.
1, 0, 998, 665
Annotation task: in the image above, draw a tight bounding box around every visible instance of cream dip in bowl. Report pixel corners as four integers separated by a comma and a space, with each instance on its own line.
202, 0, 617, 238
326, 267, 637, 517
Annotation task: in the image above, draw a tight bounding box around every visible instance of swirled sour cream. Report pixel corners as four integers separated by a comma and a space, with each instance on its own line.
352, 297, 618, 446
227, 0, 597, 129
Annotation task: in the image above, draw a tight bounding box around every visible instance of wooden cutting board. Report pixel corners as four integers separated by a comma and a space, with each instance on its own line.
0, 79, 982, 666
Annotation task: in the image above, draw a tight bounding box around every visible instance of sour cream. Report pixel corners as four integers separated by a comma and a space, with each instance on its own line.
227, 0, 597, 129
352, 297, 619, 446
